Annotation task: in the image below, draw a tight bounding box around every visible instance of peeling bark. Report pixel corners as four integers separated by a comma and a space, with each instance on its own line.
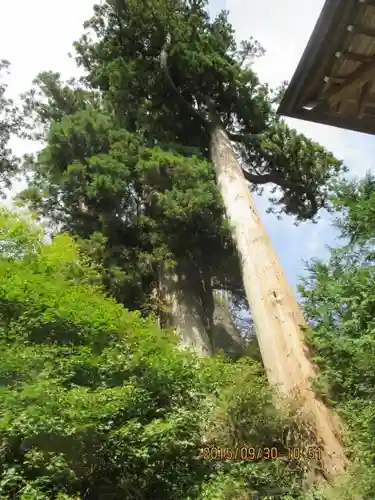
209, 119, 347, 481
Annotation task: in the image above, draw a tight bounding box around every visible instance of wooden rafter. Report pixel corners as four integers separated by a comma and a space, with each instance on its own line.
321, 57, 375, 105
341, 51, 372, 63
351, 23, 375, 38
359, 0, 375, 8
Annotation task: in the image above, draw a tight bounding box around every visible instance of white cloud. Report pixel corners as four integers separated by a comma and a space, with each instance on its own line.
1, 0, 94, 202
1, 0, 92, 98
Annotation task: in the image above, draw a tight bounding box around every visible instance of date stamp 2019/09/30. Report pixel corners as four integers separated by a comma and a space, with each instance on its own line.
198, 445, 322, 461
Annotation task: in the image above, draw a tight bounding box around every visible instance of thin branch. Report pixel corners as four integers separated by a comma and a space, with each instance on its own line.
242, 168, 318, 217
227, 131, 261, 144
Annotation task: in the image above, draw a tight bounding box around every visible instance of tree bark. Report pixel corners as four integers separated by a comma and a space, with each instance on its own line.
158, 263, 247, 358
209, 120, 347, 481
157, 263, 213, 356
212, 291, 245, 358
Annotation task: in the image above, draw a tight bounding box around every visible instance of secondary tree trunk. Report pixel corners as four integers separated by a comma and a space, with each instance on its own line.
158, 262, 246, 358
209, 120, 347, 480
212, 291, 245, 358
158, 263, 213, 356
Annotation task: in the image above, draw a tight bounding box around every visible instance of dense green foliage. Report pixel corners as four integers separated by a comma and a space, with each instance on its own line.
19, 88, 236, 310
0, 209, 308, 499
299, 174, 375, 499
332, 173, 375, 243
0, 60, 21, 194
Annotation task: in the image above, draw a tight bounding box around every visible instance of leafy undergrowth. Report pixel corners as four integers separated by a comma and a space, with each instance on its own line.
299, 175, 375, 500
0, 210, 324, 499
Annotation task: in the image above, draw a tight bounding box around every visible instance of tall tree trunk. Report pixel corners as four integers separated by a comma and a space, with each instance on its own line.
158, 263, 213, 356
209, 120, 347, 480
158, 262, 246, 358
212, 291, 245, 358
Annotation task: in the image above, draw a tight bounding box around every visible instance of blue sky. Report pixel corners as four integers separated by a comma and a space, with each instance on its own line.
1, 0, 374, 290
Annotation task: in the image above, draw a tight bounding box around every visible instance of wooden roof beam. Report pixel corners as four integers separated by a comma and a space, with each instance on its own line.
340, 51, 372, 63
321, 56, 375, 104
359, 0, 375, 7
350, 23, 375, 38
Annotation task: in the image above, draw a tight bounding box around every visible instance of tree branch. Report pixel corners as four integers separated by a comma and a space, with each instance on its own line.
227, 132, 246, 142
242, 169, 318, 217
227, 131, 263, 146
